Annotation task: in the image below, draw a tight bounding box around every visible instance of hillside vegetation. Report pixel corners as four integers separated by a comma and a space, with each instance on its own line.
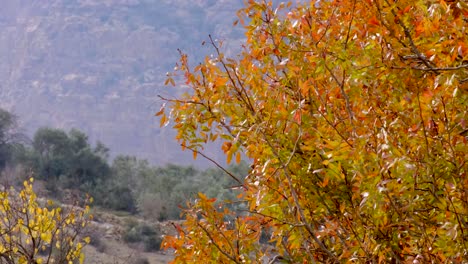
0, 107, 249, 263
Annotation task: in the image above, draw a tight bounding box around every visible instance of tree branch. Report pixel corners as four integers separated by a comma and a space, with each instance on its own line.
181, 144, 246, 190
197, 222, 241, 264
391, 64, 468, 71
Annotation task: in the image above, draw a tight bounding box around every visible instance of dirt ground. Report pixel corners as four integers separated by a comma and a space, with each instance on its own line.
83, 238, 173, 264
82, 209, 179, 264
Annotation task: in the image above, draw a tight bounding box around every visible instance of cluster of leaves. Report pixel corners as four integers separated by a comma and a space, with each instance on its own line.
0, 178, 91, 263
161, 0, 468, 262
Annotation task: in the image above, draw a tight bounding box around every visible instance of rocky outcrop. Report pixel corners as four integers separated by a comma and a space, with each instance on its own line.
0, 0, 243, 166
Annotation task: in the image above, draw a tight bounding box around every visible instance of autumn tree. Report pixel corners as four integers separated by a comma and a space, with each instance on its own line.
0, 178, 91, 263
159, 0, 468, 262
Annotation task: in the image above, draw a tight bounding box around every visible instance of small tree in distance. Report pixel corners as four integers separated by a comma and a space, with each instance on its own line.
160, 0, 468, 263
0, 178, 91, 263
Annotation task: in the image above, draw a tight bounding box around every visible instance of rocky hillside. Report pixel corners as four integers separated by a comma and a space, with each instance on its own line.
0, 0, 244, 165
84, 209, 177, 264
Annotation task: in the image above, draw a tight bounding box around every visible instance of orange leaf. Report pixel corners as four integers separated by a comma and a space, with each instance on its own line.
236, 152, 241, 164
198, 192, 207, 201
159, 114, 167, 127
322, 177, 329, 187
155, 107, 164, 117
222, 142, 232, 153
368, 16, 380, 26
415, 24, 425, 37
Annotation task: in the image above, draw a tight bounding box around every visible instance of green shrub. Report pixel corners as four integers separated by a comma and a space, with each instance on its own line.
123, 226, 141, 243
123, 221, 161, 252
144, 236, 162, 252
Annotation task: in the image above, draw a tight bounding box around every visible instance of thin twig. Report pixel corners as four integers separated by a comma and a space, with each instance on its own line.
157, 95, 204, 106
182, 144, 246, 190
310, 82, 353, 147
208, 35, 255, 114
344, 0, 357, 50
197, 222, 241, 264
260, 130, 337, 261
324, 64, 356, 134
416, 91, 430, 154
315, 6, 337, 47
391, 64, 468, 71
383, 0, 436, 73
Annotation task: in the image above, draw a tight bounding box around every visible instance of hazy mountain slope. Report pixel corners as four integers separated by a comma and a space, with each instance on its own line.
0, 0, 244, 165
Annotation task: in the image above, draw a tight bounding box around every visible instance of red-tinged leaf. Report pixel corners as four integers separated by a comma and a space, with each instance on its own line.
293, 110, 301, 124
221, 141, 232, 153
322, 176, 329, 187
403, 6, 411, 14
425, 49, 435, 57
422, 90, 433, 98
155, 107, 164, 117
415, 23, 425, 36
368, 16, 380, 26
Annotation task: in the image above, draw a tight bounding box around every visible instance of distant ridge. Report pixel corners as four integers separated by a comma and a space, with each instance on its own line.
0, 0, 244, 166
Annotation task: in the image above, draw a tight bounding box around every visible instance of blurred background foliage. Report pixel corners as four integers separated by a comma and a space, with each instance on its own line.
0, 107, 248, 221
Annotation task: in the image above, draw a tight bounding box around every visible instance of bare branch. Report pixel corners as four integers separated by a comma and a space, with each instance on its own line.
391, 64, 468, 71
344, 0, 357, 50
157, 95, 204, 106
181, 144, 246, 190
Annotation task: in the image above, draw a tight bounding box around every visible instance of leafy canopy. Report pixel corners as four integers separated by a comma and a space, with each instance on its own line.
32, 127, 111, 187
160, 0, 468, 263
